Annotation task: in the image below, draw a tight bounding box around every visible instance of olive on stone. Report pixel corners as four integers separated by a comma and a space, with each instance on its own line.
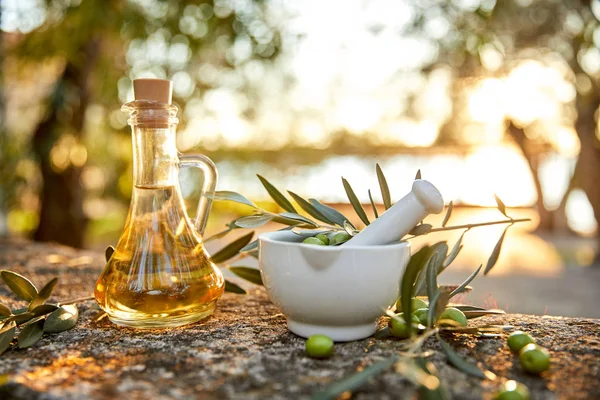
438, 307, 468, 327
413, 308, 429, 326
395, 297, 428, 313
495, 380, 530, 400
388, 313, 420, 339
507, 331, 535, 353
305, 334, 334, 358
519, 344, 551, 374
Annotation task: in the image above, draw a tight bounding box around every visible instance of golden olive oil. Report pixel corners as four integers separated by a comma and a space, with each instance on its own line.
95, 186, 224, 328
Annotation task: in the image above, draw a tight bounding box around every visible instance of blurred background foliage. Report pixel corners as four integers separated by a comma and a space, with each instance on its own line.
0, 0, 599, 268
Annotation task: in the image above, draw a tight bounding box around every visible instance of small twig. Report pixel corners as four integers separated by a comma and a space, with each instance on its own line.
406, 328, 439, 354
410, 218, 529, 238
60, 296, 95, 306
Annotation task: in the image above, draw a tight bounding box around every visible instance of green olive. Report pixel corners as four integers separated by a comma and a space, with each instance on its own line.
388, 313, 420, 339
519, 344, 550, 374
507, 331, 535, 353
438, 307, 468, 327
329, 232, 352, 245
302, 237, 326, 245
495, 380, 530, 400
315, 233, 329, 245
413, 308, 429, 326
395, 297, 428, 313
305, 334, 334, 358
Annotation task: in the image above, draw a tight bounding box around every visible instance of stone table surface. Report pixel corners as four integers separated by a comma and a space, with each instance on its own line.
0, 239, 599, 400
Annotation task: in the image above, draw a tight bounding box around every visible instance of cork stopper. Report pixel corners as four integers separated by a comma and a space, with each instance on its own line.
133, 78, 172, 104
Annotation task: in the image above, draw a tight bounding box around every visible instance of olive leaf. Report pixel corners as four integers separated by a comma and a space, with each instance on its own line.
416, 284, 470, 297
205, 228, 235, 242
234, 214, 274, 228
229, 267, 263, 286
426, 252, 441, 302
0, 321, 16, 355
494, 194, 509, 218
401, 245, 431, 330
18, 319, 45, 349
240, 239, 258, 253
373, 326, 391, 339
43, 305, 78, 333
343, 221, 356, 237
287, 191, 331, 224
312, 356, 398, 400
437, 335, 489, 379
414, 242, 448, 296
484, 226, 509, 275
440, 325, 512, 334
462, 309, 505, 319
246, 249, 259, 259
0, 304, 11, 317
105, 245, 115, 263
0, 270, 38, 302
277, 212, 318, 227
453, 305, 486, 312
342, 177, 370, 226
443, 230, 466, 268
209, 191, 257, 208
415, 169, 422, 180
257, 175, 296, 213
224, 280, 246, 294
376, 163, 392, 210
368, 189, 379, 218
308, 199, 353, 228
427, 287, 451, 328
28, 278, 58, 311
31, 304, 59, 317
450, 264, 482, 299
292, 229, 331, 238
210, 231, 255, 264
441, 201, 453, 228
9, 312, 34, 325
409, 224, 432, 236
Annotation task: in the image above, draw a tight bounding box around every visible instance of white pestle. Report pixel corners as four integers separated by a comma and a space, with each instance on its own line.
344, 179, 445, 246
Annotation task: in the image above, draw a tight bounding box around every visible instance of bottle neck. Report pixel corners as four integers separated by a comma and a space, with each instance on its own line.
131, 124, 179, 188
124, 101, 181, 189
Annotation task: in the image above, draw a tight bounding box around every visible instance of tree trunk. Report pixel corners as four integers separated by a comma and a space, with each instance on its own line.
32, 39, 100, 248
0, 30, 7, 237
572, 93, 600, 265
506, 122, 557, 232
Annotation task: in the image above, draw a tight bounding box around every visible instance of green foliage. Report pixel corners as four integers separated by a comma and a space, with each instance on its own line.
376, 164, 392, 210
341, 177, 370, 226
0, 271, 80, 356
0, 271, 37, 302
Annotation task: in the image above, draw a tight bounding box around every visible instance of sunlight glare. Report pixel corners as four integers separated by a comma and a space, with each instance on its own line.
462, 145, 537, 206
566, 190, 598, 236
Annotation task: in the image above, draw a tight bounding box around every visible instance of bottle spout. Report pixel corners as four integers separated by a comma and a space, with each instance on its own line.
344, 179, 444, 247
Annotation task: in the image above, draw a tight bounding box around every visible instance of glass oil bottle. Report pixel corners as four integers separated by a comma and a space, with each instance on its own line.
95, 79, 224, 328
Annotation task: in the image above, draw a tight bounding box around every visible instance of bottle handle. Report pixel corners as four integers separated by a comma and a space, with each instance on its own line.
178, 154, 218, 235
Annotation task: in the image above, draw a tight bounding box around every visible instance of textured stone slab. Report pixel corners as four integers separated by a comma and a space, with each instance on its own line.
0, 239, 599, 399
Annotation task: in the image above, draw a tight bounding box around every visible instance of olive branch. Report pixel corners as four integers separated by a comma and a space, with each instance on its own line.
0, 271, 85, 355
208, 164, 529, 398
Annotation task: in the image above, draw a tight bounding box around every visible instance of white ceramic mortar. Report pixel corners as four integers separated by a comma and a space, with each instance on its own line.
258, 230, 411, 341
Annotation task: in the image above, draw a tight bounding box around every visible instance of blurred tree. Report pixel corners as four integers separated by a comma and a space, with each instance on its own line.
414, 0, 599, 261
2, 0, 281, 247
